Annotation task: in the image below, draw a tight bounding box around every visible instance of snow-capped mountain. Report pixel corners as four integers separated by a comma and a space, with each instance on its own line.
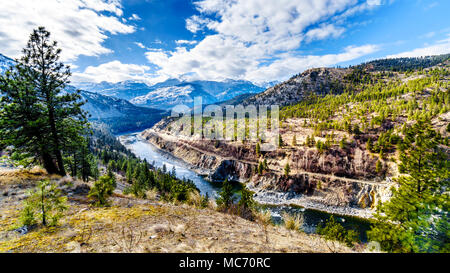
0, 53, 165, 133
0, 53, 16, 75
130, 83, 217, 109
74, 78, 265, 109
74, 80, 153, 101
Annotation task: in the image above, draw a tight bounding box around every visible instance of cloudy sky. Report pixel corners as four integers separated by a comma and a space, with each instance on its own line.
0, 0, 449, 85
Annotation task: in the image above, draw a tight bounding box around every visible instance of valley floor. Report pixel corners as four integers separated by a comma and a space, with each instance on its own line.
0, 168, 356, 253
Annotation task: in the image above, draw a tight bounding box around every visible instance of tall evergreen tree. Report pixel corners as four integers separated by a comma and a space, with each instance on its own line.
216, 179, 235, 209
368, 119, 449, 252
284, 163, 291, 177
0, 27, 87, 175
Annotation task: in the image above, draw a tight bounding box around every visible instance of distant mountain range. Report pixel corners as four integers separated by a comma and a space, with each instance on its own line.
0, 53, 166, 134
74, 78, 266, 109
0, 53, 15, 75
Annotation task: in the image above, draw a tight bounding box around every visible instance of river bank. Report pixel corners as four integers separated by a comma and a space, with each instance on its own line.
120, 132, 376, 221
248, 185, 374, 219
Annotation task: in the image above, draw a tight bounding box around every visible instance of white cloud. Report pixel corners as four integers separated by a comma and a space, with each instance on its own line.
305, 24, 346, 42
0, 0, 135, 62
246, 44, 380, 83
145, 0, 383, 83
175, 40, 198, 45
129, 14, 141, 21
71, 61, 152, 83
145, 51, 170, 65
386, 35, 450, 58
185, 15, 213, 33
134, 42, 146, 49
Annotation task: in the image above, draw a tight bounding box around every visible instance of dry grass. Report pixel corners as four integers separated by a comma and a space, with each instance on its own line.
254, 209, 273, 244
282, 212, 303, 231
187, 191, 203, 208
0, 168, 354, 253
0, 167, 60, 188
0, 200, 355, 253
255, 210, 273, 226
145, 188, 159, 201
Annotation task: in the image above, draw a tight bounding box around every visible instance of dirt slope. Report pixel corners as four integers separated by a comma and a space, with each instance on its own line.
0, 168, 355, 253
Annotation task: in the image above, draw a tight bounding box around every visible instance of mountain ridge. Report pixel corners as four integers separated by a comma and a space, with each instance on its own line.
0, 53, 166, 134
73, 78, 266, 109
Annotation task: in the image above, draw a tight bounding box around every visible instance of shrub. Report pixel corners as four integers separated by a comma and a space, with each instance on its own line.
238, 185, 256, 220
145, 188, 159, 200
284, 163, 291, 177
216, 179, 235, 210
292, 135, 297, 146
317, 216, 359, 247
200, 193, 210, 208
282, 212, 303, 231
255, 209, 273, 228
170, 182, 195, 202
88, 174, 116, 206
254, 209, 273, 243
187, 191, 203, 208
20, 179, 68, 227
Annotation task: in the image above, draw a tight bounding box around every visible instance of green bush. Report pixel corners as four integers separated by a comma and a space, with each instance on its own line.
20, 179, 68, 227
88, 174, 116, 206
216, 179, 235, 210
317, 216, 360, 247
238, 185, 255, 220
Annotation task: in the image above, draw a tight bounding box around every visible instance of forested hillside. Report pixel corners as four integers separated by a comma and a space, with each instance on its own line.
354, 54, 450, 72
146, 55, 450, 253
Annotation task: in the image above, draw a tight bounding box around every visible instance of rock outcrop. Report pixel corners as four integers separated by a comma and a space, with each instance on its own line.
141, 128, 392, 217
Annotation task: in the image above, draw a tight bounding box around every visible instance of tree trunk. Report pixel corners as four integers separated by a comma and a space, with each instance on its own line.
72, 152, 77, 177
48, 106, 66, 176
41, 185, 46, 226
41, 151, 58, 175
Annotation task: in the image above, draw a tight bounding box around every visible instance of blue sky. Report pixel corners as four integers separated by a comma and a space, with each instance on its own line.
0, 0, 449, 85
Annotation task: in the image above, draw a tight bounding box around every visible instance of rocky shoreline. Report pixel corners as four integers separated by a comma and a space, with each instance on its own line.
138, 131, 376, 220
247, 184, 374, 219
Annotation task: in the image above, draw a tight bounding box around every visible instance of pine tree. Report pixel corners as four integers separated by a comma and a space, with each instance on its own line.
317, 216, 359, 248
238, 185, 255, 219
216, 179, 235, 209
79, 139, 91, 182
90, 156, 99, 181
257, 161, 264, 175
353, 124, 361, 135
368, 119, 449, 253
126, 160, 133, 183
88, 174, 116, 206
0, 27, 87, 175
238, 185, 255, 210
367, 138, 373, 151
375, 160, 382, 174
284, 163, 291, 177
339, 137, 347, 149
277, 134, 284, 147
20, 179, 68, 226
256, 142, 261, 156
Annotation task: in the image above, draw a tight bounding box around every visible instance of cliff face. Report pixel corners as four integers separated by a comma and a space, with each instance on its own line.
250, 172, 392, 210
141, 127, 392, 215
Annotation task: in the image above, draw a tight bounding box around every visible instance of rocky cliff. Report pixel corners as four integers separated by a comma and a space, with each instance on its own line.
141, 125, 393, 218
